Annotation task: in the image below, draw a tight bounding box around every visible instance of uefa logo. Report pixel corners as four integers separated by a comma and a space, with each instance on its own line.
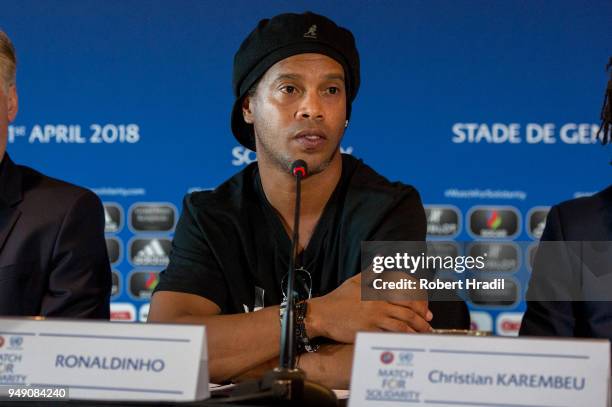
103, 202, 123, 233
129, 203, 177, 233
105, 237, 122, 266
425, 205, 461, 239
380, 351, 394, 365
468, 242, 520, 272
111, 270, 121, 298
128, 270, 161, 300
468, 206, 520, 239
527, 207, 550, 240
468, 278, 519, 307
128, 238, 172, 267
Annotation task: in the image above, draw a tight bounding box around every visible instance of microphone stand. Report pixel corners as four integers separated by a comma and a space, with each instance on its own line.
279, 160, 304, 371
211, 160, 337, 406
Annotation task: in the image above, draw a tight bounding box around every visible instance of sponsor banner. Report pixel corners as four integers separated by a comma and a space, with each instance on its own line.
111, 270, 121, 299
128, 203, 177, 233
467, 242, 520, 273
109, 303, 136, 322
527, 242, 539, 272
424, 205, 461, 239
467, 206, 521, 239
526, 206, 550, 240
128, 238, 171, 267
469, 311, 493, 332
139, 304, 150, 322
468, 277, 519, 307
103, 202, 124, 234
496, 312, 524, 337
105, 237, 122, 266
128, 271, 160, 300
349, 332, 610, 407
0, 318, 208, 401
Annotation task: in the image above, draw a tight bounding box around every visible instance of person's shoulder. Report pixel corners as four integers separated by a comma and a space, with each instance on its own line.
341, 155, 426, 240
184, 163, 257, 212
19, 164, 102, 210
344, 154, 421, 199
548, 185, 611, 240
342, 154, 424, 218
554, 185, 611, 217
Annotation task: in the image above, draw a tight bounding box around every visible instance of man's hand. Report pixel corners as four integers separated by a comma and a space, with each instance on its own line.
306, 273, 433, 343
299, 344, 354, 390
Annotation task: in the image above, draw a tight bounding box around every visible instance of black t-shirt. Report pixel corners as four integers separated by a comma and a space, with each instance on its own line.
156, 154, 426, 314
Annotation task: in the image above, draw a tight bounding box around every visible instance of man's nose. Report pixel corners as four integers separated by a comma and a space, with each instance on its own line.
295, 91, 324, 121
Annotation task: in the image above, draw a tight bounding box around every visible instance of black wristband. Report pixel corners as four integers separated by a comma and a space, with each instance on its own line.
295, 301, 319, 353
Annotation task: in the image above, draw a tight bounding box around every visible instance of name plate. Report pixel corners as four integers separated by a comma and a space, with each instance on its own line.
0, 318, 208, 401
349, 332, 610, 407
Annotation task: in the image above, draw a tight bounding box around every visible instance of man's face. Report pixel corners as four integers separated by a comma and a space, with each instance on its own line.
242, 53, 347, 176
0, 80, 18, 162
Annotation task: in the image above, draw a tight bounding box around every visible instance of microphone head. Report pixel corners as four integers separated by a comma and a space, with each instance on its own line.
291, 159, 308, 178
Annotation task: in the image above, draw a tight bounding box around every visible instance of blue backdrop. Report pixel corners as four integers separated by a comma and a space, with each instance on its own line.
2, 0, 611, 333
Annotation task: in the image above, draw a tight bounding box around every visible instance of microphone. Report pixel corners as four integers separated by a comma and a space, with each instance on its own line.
279, 159, 308, 369
212, 159, 336, 405
291, 159, 308, 179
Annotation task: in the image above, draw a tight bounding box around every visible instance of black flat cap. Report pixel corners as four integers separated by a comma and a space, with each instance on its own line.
231, 11, 360, 151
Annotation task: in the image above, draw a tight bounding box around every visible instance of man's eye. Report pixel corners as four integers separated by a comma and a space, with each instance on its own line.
282, 86, 296, 94
328, 87, 339, 95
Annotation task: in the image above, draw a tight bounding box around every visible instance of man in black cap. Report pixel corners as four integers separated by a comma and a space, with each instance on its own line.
149, 11, 466, 388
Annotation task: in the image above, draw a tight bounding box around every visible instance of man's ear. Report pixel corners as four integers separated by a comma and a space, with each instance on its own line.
242, 95, 254, 124
7, 84, 18, 122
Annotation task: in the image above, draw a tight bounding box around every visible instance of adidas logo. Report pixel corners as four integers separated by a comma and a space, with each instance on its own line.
105, 207, 119, 232
132, 239, 170, 266
428, 208, 443, 223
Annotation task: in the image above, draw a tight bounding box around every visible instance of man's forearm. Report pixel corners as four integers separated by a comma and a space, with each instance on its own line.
164, 307, 282, 383
232, 344, 354, 390
299, 344, 354, 390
